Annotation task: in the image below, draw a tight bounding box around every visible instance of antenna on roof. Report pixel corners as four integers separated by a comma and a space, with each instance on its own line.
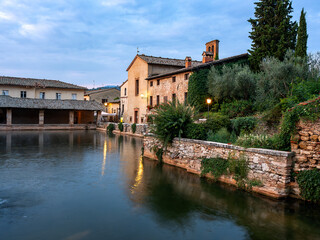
137, 47, 140, 54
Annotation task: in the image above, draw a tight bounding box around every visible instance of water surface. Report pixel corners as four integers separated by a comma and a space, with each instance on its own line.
0, 131, 319, 240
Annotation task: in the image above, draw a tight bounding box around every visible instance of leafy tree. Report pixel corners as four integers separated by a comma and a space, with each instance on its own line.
208, 64, 257, 102
187, 69, 209, 111
248, 0, 297, 71
295, 8, 308, 58
255, 51, 309, 110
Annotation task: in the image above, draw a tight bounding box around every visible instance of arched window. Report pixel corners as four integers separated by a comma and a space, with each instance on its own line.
124, 88, 127, 96
208, 47, 211, 52
212, 45, 214, 53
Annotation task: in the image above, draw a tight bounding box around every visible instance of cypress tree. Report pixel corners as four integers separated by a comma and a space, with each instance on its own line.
248, 0, 298, 71
295, 8, 308, 58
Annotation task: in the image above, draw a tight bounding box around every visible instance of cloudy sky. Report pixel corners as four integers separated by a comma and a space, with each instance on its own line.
0, 0, 319, 88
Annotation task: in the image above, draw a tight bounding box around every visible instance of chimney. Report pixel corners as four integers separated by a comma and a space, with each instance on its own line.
185, 56, 192, 68
202, 39, 220, 63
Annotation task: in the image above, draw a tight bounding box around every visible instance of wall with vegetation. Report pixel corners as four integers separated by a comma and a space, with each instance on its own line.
144, 135, 294, 199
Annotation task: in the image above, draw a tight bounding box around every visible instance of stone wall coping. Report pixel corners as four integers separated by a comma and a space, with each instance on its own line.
145, 135, 295, 157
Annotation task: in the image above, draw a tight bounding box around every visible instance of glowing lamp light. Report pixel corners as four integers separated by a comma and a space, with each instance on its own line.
104, 102, 108, 106
206, 98, 212, 104
140, 94, 144, 98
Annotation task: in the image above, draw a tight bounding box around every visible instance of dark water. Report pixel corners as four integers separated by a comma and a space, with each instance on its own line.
0, 131, 320, 240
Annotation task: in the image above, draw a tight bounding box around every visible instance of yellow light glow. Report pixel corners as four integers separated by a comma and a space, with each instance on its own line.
131, 156, 144, 193
104, 102, 108, 106
140, 93, 144, 98
206, 98, 212, 104
101, 140, 107, 176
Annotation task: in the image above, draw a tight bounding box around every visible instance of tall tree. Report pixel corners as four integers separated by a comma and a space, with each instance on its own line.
295, 8, 308, 58
248, 0, 298, 71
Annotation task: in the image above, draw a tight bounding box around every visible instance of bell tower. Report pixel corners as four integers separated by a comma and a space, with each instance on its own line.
202, 39, 219, 63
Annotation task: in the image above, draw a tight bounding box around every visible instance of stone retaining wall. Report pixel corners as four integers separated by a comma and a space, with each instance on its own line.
144, 136, 295, 199
291, 120, 320, 171
100, 122, 149, 136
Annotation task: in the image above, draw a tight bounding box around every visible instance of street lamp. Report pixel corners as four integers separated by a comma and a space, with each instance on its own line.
206, 98, 212, 118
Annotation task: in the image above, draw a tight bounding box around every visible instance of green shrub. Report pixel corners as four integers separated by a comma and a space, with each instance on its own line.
207, 128, 236, 144
220, 100, 254, 118
296, 169, 320, 202
228, 154, 249, 188
150, 101, 194, 146
185, 123, 207, 140
204, 113, 231, 133
231, 116, 257, 136
262, 103, 283, 127
236, 134, 275, 149
118, 122, 124, 132
107, 124, 115, 134
131, 123, 137, 133
201, 158, 229, 179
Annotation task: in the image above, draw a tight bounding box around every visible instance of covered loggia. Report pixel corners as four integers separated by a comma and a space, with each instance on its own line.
44, 110, 69, 124
12, 109, 39, 124
0, 108, 6, 124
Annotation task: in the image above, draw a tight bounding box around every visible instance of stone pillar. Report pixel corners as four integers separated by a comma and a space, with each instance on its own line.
69, 111, 74, 125
6, 109, 12, 126
96, 111, 101, 125
39, 110, 44, 125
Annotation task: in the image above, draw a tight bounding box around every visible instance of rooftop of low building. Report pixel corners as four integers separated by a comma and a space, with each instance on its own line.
0, 95, 103, 111
0, 76, 86, 90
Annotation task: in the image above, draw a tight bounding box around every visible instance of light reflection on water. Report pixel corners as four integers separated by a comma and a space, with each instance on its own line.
0, 131, 319, 240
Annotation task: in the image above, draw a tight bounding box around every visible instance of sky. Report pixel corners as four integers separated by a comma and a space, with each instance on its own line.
0, 0, 319, 88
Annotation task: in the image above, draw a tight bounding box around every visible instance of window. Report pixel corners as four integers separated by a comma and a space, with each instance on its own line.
72, 93, 77, 100
135, 79, 139, 95
40, 92, 45, 99
130, 116, 132, 122
20, 91, 26, 98
141, 117, 144, 123
157, 80, 160, 85
150, 81, 153, 87
184, 73, 189, 80
149, 96, 153, 107
122, 104, 124, 114
2, 90, 9, 96
208, 47, 211, 52
184, 92, 188, 105
102, 99, 108, 103
56, 93, 61, 100
124, 88, 127, 96
172, 93, 176, 103
164, 96, 168, 103
172, 76, 176, 83
156, 95, 160, 106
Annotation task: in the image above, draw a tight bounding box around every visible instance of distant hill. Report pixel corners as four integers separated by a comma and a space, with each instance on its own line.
88, 85, 120, 91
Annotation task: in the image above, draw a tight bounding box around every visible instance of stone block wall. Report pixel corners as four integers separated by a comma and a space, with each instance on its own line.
291, 120, 320, 171
144, 136, 295, 199
101, 122, 150, 136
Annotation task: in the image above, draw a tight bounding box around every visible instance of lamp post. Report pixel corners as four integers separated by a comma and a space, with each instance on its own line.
206, 98, 212, 118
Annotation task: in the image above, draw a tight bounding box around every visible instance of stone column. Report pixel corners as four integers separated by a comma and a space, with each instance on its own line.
69, 111, 74, 125
96, 111, 101, 125
39, 110, 44, 125
6, 109, 12, 126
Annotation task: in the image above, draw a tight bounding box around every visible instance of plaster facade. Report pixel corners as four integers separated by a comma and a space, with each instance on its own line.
0, 85, 84, 100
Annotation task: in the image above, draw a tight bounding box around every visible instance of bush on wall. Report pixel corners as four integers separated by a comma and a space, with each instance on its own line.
296, 169, 320, 202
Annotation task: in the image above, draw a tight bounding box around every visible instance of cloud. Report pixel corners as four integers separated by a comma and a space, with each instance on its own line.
0, 11, 16, 21
101, 0, 135, 7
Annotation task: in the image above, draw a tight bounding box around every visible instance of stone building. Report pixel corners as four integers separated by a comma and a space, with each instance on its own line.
123, 40, 248, 123
85, 87, 120, 114
0, 76, 103, 130
120, 80, 128, 119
